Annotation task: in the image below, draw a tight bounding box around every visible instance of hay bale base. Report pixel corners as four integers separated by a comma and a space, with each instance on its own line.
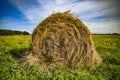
25, 12, 101, 69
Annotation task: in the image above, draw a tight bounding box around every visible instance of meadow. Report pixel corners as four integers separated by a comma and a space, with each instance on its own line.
0, 35, 120, 80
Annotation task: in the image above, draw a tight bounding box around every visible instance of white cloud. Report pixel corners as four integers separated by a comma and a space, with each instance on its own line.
9, 0, 120, 33
84, 19, 120, 34
0, 18, 34, 33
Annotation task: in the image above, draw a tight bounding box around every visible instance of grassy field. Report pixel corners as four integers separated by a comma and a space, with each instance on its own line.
0, 35, 120, 80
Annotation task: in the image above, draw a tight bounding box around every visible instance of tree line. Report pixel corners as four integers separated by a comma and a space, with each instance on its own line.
0, 29, 30, 35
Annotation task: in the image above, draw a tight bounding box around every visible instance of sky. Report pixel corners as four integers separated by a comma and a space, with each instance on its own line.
0, 0, 120, 34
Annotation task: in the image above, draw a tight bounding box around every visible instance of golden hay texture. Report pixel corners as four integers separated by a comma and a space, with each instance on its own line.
25, 12, 101, 69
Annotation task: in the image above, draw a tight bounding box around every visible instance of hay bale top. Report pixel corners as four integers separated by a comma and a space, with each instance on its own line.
33, 11, 90, 37
26, 11, 101, 69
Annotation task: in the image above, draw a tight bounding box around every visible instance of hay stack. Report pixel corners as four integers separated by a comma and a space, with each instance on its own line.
25, 12, 101, 69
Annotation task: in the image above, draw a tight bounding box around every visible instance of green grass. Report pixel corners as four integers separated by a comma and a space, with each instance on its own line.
0, 35, 120, 80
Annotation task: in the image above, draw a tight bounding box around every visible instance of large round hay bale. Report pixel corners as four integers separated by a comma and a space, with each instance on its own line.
25, 12, 101, 69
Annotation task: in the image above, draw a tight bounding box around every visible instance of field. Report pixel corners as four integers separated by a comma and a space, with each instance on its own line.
0, 35, 120, 80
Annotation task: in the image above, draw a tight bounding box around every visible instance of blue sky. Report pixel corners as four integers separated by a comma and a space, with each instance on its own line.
0, 0, 120, 33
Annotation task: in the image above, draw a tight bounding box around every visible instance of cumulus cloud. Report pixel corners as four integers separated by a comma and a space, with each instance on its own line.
9, 0, 120, 33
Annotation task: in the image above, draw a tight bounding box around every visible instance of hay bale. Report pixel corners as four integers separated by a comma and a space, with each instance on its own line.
25, 12, 101, 69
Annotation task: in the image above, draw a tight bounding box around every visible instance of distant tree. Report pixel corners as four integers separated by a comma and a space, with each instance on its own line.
23, 31, 30, 35
0, 29, 30, 35
112, 33, 119, 35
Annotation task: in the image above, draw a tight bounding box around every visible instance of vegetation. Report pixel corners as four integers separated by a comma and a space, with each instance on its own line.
0, 29, 30, 35
0, 35, 120, 80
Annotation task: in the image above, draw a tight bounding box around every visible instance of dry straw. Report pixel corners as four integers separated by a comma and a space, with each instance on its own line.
24, 11, 101, 70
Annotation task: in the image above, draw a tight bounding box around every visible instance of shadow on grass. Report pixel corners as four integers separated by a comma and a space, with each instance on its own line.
9, 48, 28, 58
